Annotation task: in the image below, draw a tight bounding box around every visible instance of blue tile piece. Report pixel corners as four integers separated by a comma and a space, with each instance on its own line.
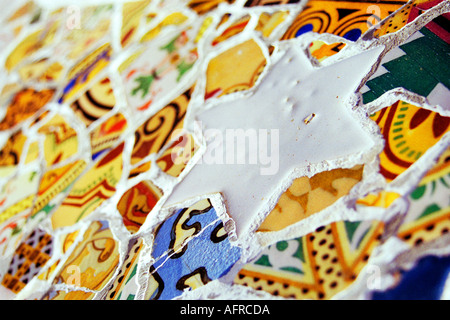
148, 200, 241, 300
372, 255, 450, 300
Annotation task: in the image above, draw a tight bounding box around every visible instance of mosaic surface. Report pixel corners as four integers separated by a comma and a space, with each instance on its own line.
0, 0, 448, 300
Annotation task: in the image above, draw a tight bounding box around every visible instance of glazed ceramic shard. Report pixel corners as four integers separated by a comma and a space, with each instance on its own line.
156, 132, 200, 177
255, 11, 290, 39
165, 40, 384, 236
117, 180, 164, 234
258, 165, 365, 232
243, 0, 302, 6
370, 254, 450, 300
70, 77, 117, 128
139, 12, 190, 43
211, 14, 251, 46
121, 26, 200, 112
0, 130, 28, 176
104, 238, 144, 300
90, 113, 128, 160
369, 100, 449, 183
54, 4, 113, 61
145, 198, 241, 300
151, 198, 223, 262
0, 170, 40, 226
129, 86, 194, 166
52, 220, 120, 292
281, 0, 406, 41
4, 17, 59, 71
35, 229, 81, 285
18, 58, 64, 83
37, 114, 79, 167
397, 147, 450, 247
308, 41, 346, 62
0, 228, 53, 296
235, 219, 385, 300
59, 43, 112, 104
121, 0, 151, 47
0, 208, 33, 279
0, 88, 55, 130
50, 143, 124, 229
362, 23, 450, 110
204, 39, 267, 99
32, 160, 87, 218
372, 0, 449, 39
188, 0, 236, 15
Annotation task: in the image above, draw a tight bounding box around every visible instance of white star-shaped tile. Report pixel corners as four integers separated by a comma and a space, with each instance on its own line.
163, 38, 384, 237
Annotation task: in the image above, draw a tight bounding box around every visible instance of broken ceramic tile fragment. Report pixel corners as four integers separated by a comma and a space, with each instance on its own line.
37, 114, 79, 166
0, 228, 52, 297
130, 87, 194, 165
70, 77, 117, 128
397, 148, 450, 247
145, 198, 241, 299
0, 170, 40, 227
188, 0, 236, 15
59, 43, 112, 104
258, 165, 364, 232
0, 131, 28, 177
104, 237, 144, 300
0, 88, 55, 131
372, 0, 448, 39
235, 219, 384, 300
121, 0, 151, 47
204, 39, 267, 99
121, 27, 199, 112
369, 100, 449, 182
156, 132, 200, 177
31, 160, 87, 219
50, 143, 124, 229
281, 0, 406, 41
117, 181, 163, 234
90, 113, 127, 160
4, 16, 60, 71
52, 220, 120, 292
363, 16, 450, 108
